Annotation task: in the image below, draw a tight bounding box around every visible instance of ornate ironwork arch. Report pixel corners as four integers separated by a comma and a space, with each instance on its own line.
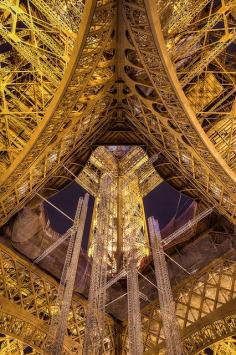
183, 299, 236, 354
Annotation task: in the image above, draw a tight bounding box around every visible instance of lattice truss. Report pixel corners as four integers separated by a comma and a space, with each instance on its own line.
0, 334, 40, 354
0, 0, 80, 168
122, 0, 236, 222
199, 336, 236, 354
0, 202, 235, 354
83, 146, 160, 274
0, 0, 235, 227
81, 148, 160, 354
83, 174, 116, 354
148, 217, 183, 355
164, 0, 236, 168
128, 180, 148, 353
120, 253, 236, 354
0, 0, 116, 225
78, 146, 162, 199
0, 243, 115, 354
0, 0, 235, 352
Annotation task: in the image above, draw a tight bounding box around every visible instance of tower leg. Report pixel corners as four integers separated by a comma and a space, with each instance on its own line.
47, 193, 89, 355
148, 217, 183, 355
127, 251, 144, 355
83, 175, 112, 354
125, 178, 144, 355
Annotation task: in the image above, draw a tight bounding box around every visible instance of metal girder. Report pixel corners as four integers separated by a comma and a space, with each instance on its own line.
0, 334, 38, 354
0, 3, 236, 353
1, 239, 236, 355
164, 0, 211, 36
183, 299, 236, 354
0, 92, 113, 226
123, 97, 224, 216
166, 0, 236, 174
86, 146, 152, 274
180, 32, 236, 87
121, 252, 236, 354
0, 0, 115, 226
1, 0, 68, 59
48, 195, 89, 355
148, 217, 183, 354
83, 175, 113, 354
29, 0, 80, 34
199, 336, 236, 355
0, 241, 115, 354
0, 0, 76, 172
77, 145, 162, 198
0, 0, 235, 228
123, 0, 236, 222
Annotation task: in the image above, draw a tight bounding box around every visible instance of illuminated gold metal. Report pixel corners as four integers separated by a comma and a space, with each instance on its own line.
0, 242, 115, 354
0, 0, 235, 353
121, 252, 236, 354
199, 336, 236, 354
0, 0, 234, 225
81, 146, 162, 274
0, 195, 235, 354
0, 335, 40, 354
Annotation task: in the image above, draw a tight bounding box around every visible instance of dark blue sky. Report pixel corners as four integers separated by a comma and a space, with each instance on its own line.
45, 181, 192, 250
44, 182, 94, 249
144, 181, 192, 228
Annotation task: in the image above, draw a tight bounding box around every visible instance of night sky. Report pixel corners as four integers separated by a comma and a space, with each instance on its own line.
144, 182, 192, 228
45, 180, 193, 250
44, 182, 94, 250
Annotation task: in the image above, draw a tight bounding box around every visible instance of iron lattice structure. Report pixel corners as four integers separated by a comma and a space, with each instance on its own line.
0, 0, 235, 354
0, 0, 234, 225
0, 242, 115, 354
83, 175, 114, 354
83, 150, 155, 354
0, 235, 236, 353
84, 146, 157, 274
48, 194, 89, 354
125, 176, 145, 355
0, 335, 40, 354
148, 217, 183, 354
199, 336, 236, 354
120, 252, 236, 354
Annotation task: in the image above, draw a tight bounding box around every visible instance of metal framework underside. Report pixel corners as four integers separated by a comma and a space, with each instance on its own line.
121, 251, 236, 354
82, 148, 154, 354
0, 227, 236, 353
0, 0, 235, 354
148, 217, 183, 354
0, 335, 40, 354
0, 242, 115, 354
0, 0, 234, 225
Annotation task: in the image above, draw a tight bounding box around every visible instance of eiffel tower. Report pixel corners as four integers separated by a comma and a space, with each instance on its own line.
0, 0, 235, 354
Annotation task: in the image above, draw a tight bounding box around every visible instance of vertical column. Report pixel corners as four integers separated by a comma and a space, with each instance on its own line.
148, 217, 183, 355
48, 193, 89, 355
125, 178, 143, 355
83, 174, 112, 354
88, 175, 117, 275
127, 248, 143, 355
116, 175, 123, 272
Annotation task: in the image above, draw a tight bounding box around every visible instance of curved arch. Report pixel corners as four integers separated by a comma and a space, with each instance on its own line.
0, 334, 37, 354
0, 0, 116, 226
123, 0, 236, 222
120, 253, 236, 354
0, 297, 73, 354
200, 335, 236, 354
0, 1, 96, 186
0, 243, 115, 354
143, 301, 236, 355
144, 0, 236, 187
182, 299, 236, 354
